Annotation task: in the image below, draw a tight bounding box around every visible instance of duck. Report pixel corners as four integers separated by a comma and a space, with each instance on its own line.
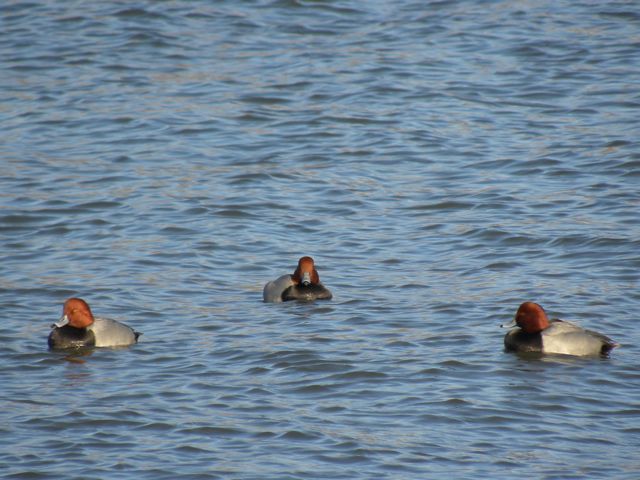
263, 256, 332, 303
48, 297, 141, 349
503, 301, 618, 356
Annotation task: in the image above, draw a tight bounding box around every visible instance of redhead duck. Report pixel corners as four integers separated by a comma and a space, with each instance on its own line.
503, 302, 618, 357
263, 256, 332, 303
48, 298, 141, 349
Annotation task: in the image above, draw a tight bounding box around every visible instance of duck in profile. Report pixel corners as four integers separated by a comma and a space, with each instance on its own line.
263, 256, 332, 303
503, 301, 618, 357
48, 297, 141, 349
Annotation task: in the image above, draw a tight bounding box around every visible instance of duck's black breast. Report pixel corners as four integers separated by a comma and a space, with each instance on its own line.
48, 325, 96, 349
504, 329, 542, 353
282, 283, 332, 302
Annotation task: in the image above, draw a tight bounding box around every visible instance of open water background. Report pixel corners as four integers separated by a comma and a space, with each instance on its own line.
2, 1, 640, 479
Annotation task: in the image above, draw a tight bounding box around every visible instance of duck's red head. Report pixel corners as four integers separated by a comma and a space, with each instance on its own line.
514, 301, 550, 334
56, 298, 95, 329
292, 256, 320, 286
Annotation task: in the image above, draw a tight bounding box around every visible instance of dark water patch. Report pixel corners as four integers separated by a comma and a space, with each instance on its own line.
483, 261, 524, 271
73, 200, 122, 211
174, 126, 220, 136
278, 430, 322, 441
216, 208, 257, 218
228, 173, 275, 185
288, 383, 335, 395
83, 175, 132, 185
114, 8, 168, 20
235, 111, 278, 122
0, 214, 53, 227
182, 206, 215, 217
178, 426, 245, 436
385, 340, 417, 348
404, 201, 474, 213
598, 10, 640, 22
329, 370, 387, 382
159, 226, 199, 235
240, 94, 291, 105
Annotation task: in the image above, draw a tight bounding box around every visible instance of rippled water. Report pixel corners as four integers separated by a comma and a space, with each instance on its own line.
2, 1, 640, 478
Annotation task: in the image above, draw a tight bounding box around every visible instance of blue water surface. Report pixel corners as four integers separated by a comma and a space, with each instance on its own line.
1, 1, 640, 479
